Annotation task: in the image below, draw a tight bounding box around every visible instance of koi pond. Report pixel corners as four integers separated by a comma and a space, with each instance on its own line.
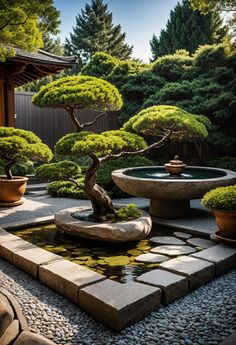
10, 224, 205, 283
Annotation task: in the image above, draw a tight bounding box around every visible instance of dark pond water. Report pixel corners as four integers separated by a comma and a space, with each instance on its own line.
11, 224, 184, 283
124, 167, 226, 180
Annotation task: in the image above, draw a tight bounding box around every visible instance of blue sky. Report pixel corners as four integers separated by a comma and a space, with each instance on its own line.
54, 0, 179, 62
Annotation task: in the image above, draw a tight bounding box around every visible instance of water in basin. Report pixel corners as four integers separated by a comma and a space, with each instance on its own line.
125, 167, 227, 180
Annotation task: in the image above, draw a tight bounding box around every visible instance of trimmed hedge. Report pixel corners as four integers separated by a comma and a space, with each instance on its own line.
47, 178, 86, 199
202, 185, 236, 211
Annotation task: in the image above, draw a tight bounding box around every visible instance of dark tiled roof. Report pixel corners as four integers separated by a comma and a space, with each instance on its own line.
12, 47, 76, 66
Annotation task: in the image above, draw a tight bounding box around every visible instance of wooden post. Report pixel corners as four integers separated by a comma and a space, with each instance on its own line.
0, 66, 6, 126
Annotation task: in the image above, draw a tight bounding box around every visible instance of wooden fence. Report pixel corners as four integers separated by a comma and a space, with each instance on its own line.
15, 91, 118, 149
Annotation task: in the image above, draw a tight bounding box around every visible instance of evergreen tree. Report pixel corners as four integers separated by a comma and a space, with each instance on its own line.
64, 0, 133, 68
150, 0, 228, 60
42, 33, 64, 56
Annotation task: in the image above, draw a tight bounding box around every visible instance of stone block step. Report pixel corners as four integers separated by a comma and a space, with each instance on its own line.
191, 244, 236, 276
160, 255, 215, 291
136, 269, 188, 305
79, 280, 161, 331
39, 260, 105, 304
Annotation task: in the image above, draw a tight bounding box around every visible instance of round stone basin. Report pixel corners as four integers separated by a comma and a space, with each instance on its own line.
112, 166, 236, 218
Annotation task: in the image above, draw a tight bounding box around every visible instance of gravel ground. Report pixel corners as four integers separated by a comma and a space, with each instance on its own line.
0, 258, 235, 345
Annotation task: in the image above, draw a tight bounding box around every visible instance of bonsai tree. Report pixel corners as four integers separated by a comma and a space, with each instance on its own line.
0, 127, 53, 179
33, 75, 209, 220
54, 107, 208, 219
32, 75, 123, 132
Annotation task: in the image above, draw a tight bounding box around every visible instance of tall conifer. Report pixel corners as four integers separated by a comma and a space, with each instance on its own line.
150, 0, 228, 60
65, 0, 132, 67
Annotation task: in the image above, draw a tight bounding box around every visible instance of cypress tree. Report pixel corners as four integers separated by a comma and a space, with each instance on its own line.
150, 0, 228, 60
65, 0, 133, 67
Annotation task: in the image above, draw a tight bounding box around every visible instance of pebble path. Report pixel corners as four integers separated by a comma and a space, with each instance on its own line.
0, 258, 235, 345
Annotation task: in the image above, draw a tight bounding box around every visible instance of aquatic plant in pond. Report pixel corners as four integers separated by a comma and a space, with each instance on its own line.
11, 224, 208, 282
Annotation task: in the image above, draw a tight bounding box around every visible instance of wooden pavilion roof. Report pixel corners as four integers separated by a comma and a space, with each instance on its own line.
3, 48, 76, 86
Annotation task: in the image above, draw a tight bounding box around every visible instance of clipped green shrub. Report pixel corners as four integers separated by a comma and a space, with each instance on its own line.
81, 52, 119, 78
97, 156, 153, 198
116, 204, 142, 220
202, 185, 236, 211
36, 160, 81, 180
152, 50, 193, 81
97, 204, 142, 221
193, 44, 228, 71
207, 157, 236, 172
11, 162, 35, 176
0, 160, 34, 176
47, 178, 86, 199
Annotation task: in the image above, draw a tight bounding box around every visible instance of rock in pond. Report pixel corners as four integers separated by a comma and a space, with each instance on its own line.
54, 206, 152, 242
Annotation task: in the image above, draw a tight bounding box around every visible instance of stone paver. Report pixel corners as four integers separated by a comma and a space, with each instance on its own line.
173, 231, 192, 239
186, 237, 216, 249
12, 247, 62, 278
0, 228, 19, 244
13, 331, 56, 345
0, 288, 29, 332
149, 236, 185, 245
191, 244, 236, 276
151, 245, 197, 256
160, 256, 215, 291
0, 239, 35, 263
79, 279, 161, 331
135, 253, 169, 263
0, 300, 14, 337
39, 260, 106, 303
0, 319, 19, 344
136, 269, 188, 305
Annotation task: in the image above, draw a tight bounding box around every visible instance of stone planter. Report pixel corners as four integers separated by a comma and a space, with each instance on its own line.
212, 209, 236, 239
54, 206, 152, 242
0, 176, 28, 206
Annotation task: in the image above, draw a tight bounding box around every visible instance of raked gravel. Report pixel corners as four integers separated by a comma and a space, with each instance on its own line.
0, 257, 235, 345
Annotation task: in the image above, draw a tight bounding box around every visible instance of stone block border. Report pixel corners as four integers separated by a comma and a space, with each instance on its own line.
0, 287, 56, 345
0, 225, 236, 331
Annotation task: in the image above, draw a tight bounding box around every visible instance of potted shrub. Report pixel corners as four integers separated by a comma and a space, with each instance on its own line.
33, 76, 209, 241
202, 185, 236, 239
0, 127, 52, 206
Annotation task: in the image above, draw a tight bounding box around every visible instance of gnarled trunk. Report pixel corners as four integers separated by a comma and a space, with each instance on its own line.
4, 160, 15, 180
83, 153, 116, 219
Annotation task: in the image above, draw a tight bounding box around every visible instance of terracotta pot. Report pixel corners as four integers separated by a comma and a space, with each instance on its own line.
212, 209, 236, 238
0, 176, 28, 206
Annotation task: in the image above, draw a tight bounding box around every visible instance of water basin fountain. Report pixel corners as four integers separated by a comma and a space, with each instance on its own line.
112, 159, 236, 218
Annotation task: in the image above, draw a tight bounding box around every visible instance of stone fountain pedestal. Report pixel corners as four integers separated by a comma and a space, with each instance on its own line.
150, 199, 190, 218
112, 166, 236, 219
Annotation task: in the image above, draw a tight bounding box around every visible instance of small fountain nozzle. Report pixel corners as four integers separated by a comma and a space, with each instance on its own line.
164, 155, 186, 176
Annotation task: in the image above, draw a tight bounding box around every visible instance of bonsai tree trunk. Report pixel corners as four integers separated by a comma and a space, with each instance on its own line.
4, 160, 15, 180
83, 153, 116, 218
